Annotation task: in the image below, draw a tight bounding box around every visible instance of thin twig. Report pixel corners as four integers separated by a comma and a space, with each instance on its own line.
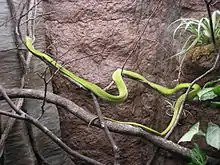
27, 49, 87, 89
27, 127, 47, 165
16, 0, 42, 43
1, 88, 219, 164
7, 0, 55, 164
0, 85, 103, 165
20, 11, 56, 26
91, 93, 120, 165
25, 119, 50, 165
0, 16, 16, 27
0, 0, 27, 159
25, 0, 36, 67
7, 0, 27, 73
0, 48, 26, 52
37, 67, 60, 120
23, 1, 51, 164
145, 0, 179, 164
166, 0, 219, 139
38, 68, 49, 119
0, 110, 26, 119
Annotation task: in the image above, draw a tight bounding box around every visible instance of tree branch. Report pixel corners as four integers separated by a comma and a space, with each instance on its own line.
1, 87, 219, 163
0, 88, 197, 156
0, 86, 103, 165
91, 93, 120, 165
166, 0, 220, 140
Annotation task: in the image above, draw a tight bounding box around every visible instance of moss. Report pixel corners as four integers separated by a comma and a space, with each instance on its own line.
186, 40, 220, 63
187, 44, 215, 62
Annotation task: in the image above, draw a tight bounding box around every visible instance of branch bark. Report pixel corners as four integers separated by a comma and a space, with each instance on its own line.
0, 88, 192, 157
0, 86, 103, 165
1, 87, 219, 164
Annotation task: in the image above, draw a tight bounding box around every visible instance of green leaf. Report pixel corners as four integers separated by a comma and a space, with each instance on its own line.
169, 10, 220, 55
206, 122, 220, 150
189, 144, 207, 165
213, 85, 220, 96
197, 87, 217, 101
178, 122, 200, 143
210, 101, 220, 108
203, 79, 220, 88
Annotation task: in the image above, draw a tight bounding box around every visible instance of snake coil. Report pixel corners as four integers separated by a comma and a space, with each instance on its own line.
25, 36, 201, 136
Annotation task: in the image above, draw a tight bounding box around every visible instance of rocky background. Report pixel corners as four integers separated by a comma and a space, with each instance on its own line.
43, 0, 220, 164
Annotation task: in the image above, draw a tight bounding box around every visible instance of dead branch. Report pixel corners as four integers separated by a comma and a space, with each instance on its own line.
0, 0, 27, 159
37, 67, 60, 120
1, 87, 219, 163
166, 0, 220, 138
0, 85, 103, 165
0, 88, 201, 156
91, 93, 120, 165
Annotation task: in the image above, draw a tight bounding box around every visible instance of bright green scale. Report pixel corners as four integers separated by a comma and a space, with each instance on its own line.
25, 36, 201, 136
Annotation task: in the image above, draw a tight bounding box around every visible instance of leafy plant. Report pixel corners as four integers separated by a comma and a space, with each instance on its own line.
188, 144, 207, 165
179, 122, 220, 150
195, 78, 220, 107
206, 122, 220, 150
169, 10, 220, 55
178, 122, 205, 144
179, 79, 220, 164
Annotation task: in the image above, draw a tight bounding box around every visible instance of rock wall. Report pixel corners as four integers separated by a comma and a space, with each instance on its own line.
44, 0, 219, 164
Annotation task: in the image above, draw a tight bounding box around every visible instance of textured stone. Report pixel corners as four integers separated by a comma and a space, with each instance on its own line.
44, 0, 218, 164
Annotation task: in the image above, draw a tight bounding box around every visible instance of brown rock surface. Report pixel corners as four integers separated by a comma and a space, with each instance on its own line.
44, 0, 219, 164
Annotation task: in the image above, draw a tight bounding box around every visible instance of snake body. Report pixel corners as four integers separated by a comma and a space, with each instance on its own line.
25, 36, 201, 136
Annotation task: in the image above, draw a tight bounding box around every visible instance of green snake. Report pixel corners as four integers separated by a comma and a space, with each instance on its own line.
25, 36, 201, 136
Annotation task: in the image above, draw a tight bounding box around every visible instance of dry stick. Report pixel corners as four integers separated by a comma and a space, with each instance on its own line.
0, 48, 26, 52
0, 110, 26, 120
128, 1, 163, 164
0, 86, 103, 165
25, 121, 50, 165
25, 1, 55, 164
0, 0, 27, 159
0, 99, 23, 158
123, 3, 163, 163
34, 51, 90, 118
7, 0, 27, 71
167, 0, 219, 137
16, 0, 43, 43
0, 15, 16, 27
148, 1, 218, 163
161, 3, 220, 164
151, 2, 220, 165
21, 11, 56, 26
38, 67, 60, 120
38, 68, 49, 120
119, 1, 162, 163
91, 93, 120, 165
14, 1, 51, 164
177, 53, 187, 83
25, 0, 34, 67
2, 88, 219, 164
211, 0, 219, 6
23, 0, 50, 163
